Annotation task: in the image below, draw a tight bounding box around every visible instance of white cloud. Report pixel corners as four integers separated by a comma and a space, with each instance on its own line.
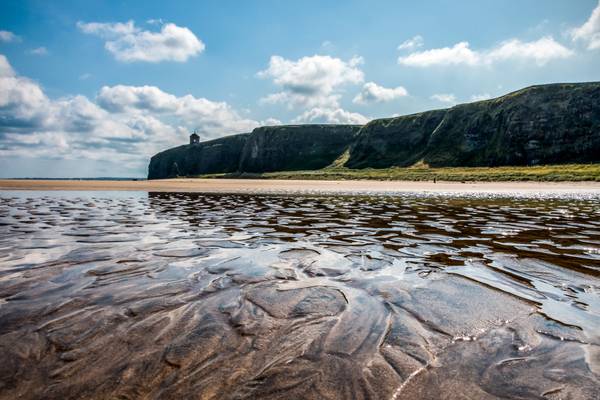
353, 82, 408, 104
398, 35, 424, 51
77, 20, 204, 62
430, 93, 457, 104
292, 107, 369, 125
398, 36, 573, 67
0, 53, 259, 175
78, 20, 137, 36
470, 93, 492, 102
96, 85, 260, 134
28, 47, 49, 56
79, 73, 92, 80
399, 41, 479, 67
0, 30, 20, 43
488, 37, 573, 65
0, 54, 14, 76
571, 1, 600, 50
258, 54, 364, 108
261, 117, 282, 126
146, 18, 164, 26
0, 55, 49, 125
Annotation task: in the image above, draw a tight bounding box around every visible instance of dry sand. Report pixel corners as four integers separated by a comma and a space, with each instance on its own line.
1, 178, 600, 195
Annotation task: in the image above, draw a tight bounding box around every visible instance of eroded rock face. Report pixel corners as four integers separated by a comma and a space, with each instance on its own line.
147, 125, 361, 179
238, 125, 361, 173
147, 82, 600, 178
345, 110, 446, 168
1, 192, 599, 399
347, 82, 600, 168
147, 132, 250, 179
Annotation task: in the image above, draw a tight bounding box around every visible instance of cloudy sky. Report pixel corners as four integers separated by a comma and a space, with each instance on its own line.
1, 1, 600, 178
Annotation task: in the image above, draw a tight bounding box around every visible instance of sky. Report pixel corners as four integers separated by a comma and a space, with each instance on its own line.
1, 0, 600, 178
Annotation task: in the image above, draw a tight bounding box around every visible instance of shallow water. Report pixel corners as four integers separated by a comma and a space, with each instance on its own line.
0, 191, 599, 399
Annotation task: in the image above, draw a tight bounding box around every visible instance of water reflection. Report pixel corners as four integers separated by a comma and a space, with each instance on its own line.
0, 191, 598, 399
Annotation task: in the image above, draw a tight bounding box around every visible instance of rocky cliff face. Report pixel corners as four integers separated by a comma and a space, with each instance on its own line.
148, 82, 600, 179
346, 82, 600, 168
147, 133, 249, 179
239, 125, 361, 172
345, 110, 446, 169
147, 125, 360, 179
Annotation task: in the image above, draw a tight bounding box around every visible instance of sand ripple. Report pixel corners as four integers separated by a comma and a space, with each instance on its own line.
0, 192, 599, 399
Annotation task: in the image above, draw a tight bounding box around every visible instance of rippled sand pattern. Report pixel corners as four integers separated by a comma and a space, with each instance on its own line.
0, 192, 599, 399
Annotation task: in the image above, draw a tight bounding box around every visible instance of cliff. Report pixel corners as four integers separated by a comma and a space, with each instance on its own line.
147, 125, 360, 179
239, 125, 361, 172
346, 82, 600, 168
147, 133, 249, 180
148, 82, 600, 179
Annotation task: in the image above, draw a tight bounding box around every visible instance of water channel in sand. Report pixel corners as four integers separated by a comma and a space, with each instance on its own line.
0, 190, 599, 399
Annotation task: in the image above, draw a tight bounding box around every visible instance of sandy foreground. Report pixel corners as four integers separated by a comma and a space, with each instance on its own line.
1, 178, 600, 194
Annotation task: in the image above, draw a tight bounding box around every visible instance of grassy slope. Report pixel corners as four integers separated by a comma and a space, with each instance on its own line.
198, 163, 600, 182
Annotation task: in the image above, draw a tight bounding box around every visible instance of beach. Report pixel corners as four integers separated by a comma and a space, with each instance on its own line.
1, 189, 599, 399
2, 178, 600, 194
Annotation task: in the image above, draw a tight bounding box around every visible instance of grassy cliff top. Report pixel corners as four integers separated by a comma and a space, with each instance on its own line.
198, 163, 600, 182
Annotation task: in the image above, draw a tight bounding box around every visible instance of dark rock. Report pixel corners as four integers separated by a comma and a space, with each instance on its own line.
345, 110, 446, 168
147, 132, 249, 179
147, 82, 600, 179
148, 125, 360, 179
239, 124, 361, 172
348, 82, 600, 168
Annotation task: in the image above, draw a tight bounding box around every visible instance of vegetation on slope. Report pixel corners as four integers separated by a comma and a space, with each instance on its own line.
198, 163, 600, 182
149, 82, 600, 180
346, 82, 600, 168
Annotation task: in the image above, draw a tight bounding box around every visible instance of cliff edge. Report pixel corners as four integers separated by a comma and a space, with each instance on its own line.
148, 82, 600, 179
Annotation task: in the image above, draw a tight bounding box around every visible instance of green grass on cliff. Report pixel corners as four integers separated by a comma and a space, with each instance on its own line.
198, 163, 600, 182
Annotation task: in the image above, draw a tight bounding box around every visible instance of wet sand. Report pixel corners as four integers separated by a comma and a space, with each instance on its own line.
1, 191, 599, 399
2, 178, 600, 195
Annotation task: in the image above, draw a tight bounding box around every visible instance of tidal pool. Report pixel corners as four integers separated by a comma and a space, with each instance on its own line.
0, 191, 599, 399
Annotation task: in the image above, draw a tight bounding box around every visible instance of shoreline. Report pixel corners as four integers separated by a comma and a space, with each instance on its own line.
2, 178, 600, 195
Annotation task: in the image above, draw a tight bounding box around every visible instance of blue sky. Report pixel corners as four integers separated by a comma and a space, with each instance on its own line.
1, 0, 600, 177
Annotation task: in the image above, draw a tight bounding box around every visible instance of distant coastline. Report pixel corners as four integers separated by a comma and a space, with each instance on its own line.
1, 177, 146, 181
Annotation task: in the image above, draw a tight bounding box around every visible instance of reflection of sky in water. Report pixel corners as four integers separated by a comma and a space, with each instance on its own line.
0, 191, 599, 399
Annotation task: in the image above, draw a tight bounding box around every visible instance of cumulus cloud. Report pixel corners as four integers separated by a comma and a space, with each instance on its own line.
0, 54, 261, 175
0, 30, 20, 43
571, 1, 600, 50
353, 82, 408, 104
292, 107, 369, 125
398, 35, 423, 51
0, 54, 14, 76
399, 41, 479, 67
77, 20, 204, 62
488, 37, 573, 64
260, 117, 282, 126
96, 84, 260, 134
430, 93, 457, 104
398, 36, 573, 67
0, 55, 49, 127
258, 54, 364, 108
